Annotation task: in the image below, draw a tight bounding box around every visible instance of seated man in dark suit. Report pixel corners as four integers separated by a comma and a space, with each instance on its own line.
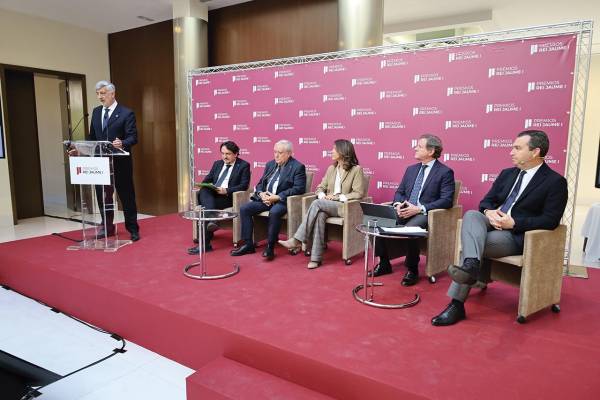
188, 141, 250, 254
432, 130, 568, 326
231, 140, 306, 261
371, 134, 455, 286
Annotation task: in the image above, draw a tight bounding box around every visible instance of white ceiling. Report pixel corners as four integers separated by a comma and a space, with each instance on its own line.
0, 0, 598, 48
0, 0, 252, 33
383, 0, 600, 50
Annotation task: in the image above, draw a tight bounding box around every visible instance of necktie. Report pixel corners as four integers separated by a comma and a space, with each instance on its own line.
215, 164, 232, 187
500, 170, 527, 213
102, 107, 110, 132
408, 165, 428, 205
266, 167, 281, 193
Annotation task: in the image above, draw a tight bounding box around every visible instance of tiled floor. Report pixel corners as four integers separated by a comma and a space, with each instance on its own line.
1, 211, 194, 399
0, 288, 194, 400
0, 211, 153, 244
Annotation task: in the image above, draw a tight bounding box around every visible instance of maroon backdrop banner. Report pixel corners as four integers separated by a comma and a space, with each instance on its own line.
191, 34, 576, 210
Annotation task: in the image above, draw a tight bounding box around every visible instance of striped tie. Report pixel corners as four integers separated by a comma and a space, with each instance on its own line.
102, 107, 110, 133
267, 167, 280, 193
500, 170, 526, 213
408, 165, 428, 205
215, 164, 232, 187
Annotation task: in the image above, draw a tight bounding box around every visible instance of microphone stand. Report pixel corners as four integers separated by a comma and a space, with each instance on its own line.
65, 112, 88, 215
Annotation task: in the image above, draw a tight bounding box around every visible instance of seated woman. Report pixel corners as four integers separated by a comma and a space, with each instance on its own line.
278, 139, 366, 269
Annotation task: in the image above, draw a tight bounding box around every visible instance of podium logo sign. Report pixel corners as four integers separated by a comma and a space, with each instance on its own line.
69, 157, 110, 185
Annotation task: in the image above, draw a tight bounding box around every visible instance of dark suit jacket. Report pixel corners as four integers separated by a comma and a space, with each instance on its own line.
254, 157, 306, 203
203, 158, 251, 196
393, 160, 455, 211
89, 103, 137, 152
479, 162, 568, 250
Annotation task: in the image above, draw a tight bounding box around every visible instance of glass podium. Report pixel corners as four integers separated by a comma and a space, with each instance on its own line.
65, 140, 131, 252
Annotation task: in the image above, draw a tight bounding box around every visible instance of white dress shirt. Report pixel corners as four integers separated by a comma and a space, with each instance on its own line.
216, 161, 236, 188
102, 101, 118, 130
318, 167, 348, 202
506, 163, 543, 215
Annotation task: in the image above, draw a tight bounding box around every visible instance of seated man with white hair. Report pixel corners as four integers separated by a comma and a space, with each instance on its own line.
231, 140, 306, 261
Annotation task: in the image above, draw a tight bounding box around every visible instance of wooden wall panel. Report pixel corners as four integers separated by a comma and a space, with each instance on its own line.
4, 69, 44, 219
209, 0, 338, 66
108, 20, 177, 216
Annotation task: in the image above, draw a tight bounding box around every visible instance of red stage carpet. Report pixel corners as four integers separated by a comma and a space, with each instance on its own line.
1, 214, 599, 399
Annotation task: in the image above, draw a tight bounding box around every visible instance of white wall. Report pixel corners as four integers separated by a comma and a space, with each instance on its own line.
0, 9, 110, 226
34, 76, 68, 213
575, 54, 600, 206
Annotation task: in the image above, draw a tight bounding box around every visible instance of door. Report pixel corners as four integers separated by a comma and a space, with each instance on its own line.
5, 69, 44, 219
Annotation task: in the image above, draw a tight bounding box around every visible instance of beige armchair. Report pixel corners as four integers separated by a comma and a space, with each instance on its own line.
382, 181, 462, 283
454, 220, 567, 323
300, 176, 372, 265
248, 172, 314, 246
191, 187, 251, 247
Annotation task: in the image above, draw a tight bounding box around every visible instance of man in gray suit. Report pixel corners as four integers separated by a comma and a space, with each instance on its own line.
431, 130, 568, 326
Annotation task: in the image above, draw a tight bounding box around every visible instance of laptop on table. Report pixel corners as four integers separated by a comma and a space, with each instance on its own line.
360, 202, 399, 228
359, 202, 428, 237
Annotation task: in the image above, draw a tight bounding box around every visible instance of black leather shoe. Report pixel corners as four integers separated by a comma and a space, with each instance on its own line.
367, 262, 392, 277
187, 245, 213, 255
130, 232, 140, 242
96, 227, 115, 239
262, 245, 275, 261
230, 243, 255, 256
448, 258, 481, 285
431, 302, 466, 326
401, 270, 419, 286
206, 222, 220, 233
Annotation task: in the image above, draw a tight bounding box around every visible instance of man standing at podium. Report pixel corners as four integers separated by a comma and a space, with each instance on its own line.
89, 80, 140, 242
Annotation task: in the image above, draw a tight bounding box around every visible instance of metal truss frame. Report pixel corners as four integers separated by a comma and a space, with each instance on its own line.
188, 21, 593, 271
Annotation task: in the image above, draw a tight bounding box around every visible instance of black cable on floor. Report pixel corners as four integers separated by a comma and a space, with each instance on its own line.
44, 213, 102, 226
0, 285, 128, 400
50, 233, 83, 243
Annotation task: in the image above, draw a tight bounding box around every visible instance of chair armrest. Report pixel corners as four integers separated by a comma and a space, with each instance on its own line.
232, 190, 252, 212
522, 225, 567, 268
191, 188, 200, 208
286, 192, 314, 236
454, 218, 463, 265
302, 194, 318, 217
287, 192, 314, 214
342, 199, 363, 221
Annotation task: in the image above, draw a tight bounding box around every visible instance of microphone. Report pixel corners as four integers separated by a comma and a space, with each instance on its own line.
518, 155, 544, 165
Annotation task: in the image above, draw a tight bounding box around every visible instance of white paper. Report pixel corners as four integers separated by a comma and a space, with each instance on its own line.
380, 226, 427, 234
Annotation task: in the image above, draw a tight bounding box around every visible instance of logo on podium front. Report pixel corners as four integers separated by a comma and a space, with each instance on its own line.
69, 157, 110, 185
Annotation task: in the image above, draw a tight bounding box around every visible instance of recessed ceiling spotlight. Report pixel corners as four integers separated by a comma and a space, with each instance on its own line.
137, 16, 155, 22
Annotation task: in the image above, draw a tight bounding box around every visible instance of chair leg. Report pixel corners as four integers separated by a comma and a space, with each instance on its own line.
551, 304, 561, 313
517, 315, 526, 324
